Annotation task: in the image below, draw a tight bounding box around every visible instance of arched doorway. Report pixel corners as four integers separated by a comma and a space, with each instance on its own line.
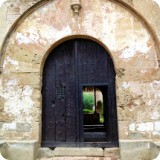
42, 39, 118, 147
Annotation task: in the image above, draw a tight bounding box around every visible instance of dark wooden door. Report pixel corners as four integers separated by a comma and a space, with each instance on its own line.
42, 39, 118, 147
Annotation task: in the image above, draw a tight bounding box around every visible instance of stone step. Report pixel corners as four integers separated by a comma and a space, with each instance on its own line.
39, 157, 119, 160
39, 147, 120, 159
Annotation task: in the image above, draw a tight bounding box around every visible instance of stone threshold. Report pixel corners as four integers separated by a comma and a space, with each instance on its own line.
38, 157, 119, 160
1, 140, 160, 159
39, 147, 120, 159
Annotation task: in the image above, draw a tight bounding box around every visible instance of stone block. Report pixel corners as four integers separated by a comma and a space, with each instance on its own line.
13, 132, 25, 140
3, 132, 14, 139
16, 123, 31, 132
38, 148, 54, 158
0, 113, 14, 122
6, 141, 38, 160
120, 148, 151, 160
31, 122, 40, 141
0, 122, 3, 130
118, 121, 129, 139
3, 72, 41, 86
0, 142, 7, 159
104, 148, 120, 158
0, 97, 4, 111
39, 157, 103, 160
53, 147, 104, 157
128, 132, 147, 139
150, 142, 160, 159
119, 140, 150, 150
104, 158, 118, 160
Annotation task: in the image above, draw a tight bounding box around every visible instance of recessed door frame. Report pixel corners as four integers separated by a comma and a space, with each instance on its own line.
41, 38, 119, 148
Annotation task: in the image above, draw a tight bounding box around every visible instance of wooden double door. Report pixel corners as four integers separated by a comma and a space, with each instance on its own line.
42, 39, 118, 147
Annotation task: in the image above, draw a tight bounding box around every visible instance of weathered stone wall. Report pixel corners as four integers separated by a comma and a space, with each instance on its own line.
0, 0, 160, 159
1, 0, 160, 55
124, 0, 160, 42
0, 0, 40, 50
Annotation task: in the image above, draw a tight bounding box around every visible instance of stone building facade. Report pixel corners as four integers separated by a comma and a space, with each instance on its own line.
0, 0, 160, 160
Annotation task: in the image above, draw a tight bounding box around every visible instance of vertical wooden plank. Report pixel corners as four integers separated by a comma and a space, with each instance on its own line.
54, 41, 72, 142
65, 40, 77, 142
77, 39, 88, 141
42, 47, 57, 142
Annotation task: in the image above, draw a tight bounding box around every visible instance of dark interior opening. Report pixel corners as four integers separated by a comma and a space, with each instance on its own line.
82, 85, 108, 142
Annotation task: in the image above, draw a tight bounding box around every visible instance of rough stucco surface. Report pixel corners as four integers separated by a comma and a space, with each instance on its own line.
0, 0, 159, 157
0, 0, 160, 53
129, 0, 160, 41
0, 0, 40, 51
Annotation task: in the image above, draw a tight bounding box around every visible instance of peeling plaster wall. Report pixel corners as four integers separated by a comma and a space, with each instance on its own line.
0, 0, 40, 51
125, 0, 160, 42
118, 80, 160, 139
0, 0, 159, 149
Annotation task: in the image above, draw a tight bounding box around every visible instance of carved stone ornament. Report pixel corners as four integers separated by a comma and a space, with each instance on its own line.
71, 0, 81, 16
